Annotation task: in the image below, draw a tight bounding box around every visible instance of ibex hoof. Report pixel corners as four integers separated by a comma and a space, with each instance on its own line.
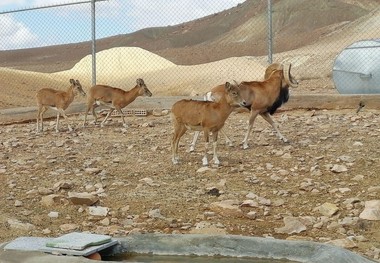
281, 138, 289, 143
202, 157, 208, 166
189, 146, 195, 152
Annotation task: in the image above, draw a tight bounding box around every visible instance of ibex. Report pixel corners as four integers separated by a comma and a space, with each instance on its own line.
83, 78, 152, 128
171, 82, 246, 166
239, 63, 298, 149
36, 79, 86, 133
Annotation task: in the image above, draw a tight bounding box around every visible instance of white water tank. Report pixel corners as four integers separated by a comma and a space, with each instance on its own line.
332, 39, 380, 94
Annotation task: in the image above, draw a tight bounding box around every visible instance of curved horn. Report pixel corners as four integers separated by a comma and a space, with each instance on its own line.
283, 63, 298, 88
264, 63, 283, 79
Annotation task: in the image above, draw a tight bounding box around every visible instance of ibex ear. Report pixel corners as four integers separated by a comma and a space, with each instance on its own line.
69, 79, 75, 84
136, 78, 144, 86
75, 80, 81, 85
225, 82, 232, 91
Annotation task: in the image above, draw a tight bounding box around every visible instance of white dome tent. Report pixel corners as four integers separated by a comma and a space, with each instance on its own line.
332, 39, 380, 94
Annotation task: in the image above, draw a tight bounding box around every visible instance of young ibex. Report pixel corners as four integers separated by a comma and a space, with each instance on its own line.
83, 78, 152, 128
239, 63, 298, 149
171, 82, 246, 166
36, 79, 86, 133
189, 87, 235, 152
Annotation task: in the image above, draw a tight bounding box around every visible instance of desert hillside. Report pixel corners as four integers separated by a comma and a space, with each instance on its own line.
0, 0, 378, 72
0, 0, 379, 109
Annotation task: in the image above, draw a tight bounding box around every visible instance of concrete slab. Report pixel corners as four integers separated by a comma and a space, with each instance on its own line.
3, 235, 119, 257
45, 232, 112, 250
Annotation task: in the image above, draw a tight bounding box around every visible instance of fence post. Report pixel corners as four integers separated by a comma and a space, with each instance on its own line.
267, 0, 273, 64
91, 0, 97, 86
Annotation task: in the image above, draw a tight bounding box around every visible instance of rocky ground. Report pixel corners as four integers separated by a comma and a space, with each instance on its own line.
0, 108, 380, 261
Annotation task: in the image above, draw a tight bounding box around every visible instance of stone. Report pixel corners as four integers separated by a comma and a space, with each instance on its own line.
48, 211, 59, 218
317, 202, 339, 217
88, 206, 109, 217
38, 187, 54, 195
326, 238, 357, 249
359, 200, 380, 220
68, 192, 99, 206
139, 177, 160, 187
84, 168, 101, 174
246, 211, 257, 219
7, 219, 35, 231
148, 208, 165, 219
189, 221, 227, 235
209, 200, 243, 218
331, 164, 348, 173
274, 217, 307, 234
59, 223, 79, 232
41, 194, 65, 207
196, 167, 217, 173
240, 200, 259, 208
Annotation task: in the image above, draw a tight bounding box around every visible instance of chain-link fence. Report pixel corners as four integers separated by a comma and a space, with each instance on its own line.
0, 0, 379, 110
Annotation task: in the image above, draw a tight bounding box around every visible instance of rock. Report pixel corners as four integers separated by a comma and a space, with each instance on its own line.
326, 238, 357, 249
331, 164, 348, 173
42, 228, 51, 235
84, 168, 101, 174
88, 206, 109, 217
206, 187, 221, 197
246, 211, 257, 219
53, 180, 74, 190
209, 200, 243, 218
368, 186, 380, 193
48, 211, 59, 218
68, 192, 99, 206
139, 177, 160, 187
14, 200, 23, 207
38, 187, 54, 195
41, 194, 65, 207
7, 219, 35, 231
148, 208, 165, 219
359, 200, 380, 220
317, 202, 339, 217
196, 167, 217, 173
59, 223, 79, 232
240, 200, 259, 208
338, 188, 351, 194
189, 221, 227, 235
100, 218, 110, 226
274, 217, 307, 234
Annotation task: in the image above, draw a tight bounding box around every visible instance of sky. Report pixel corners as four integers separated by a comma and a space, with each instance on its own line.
0, 0, 245, 50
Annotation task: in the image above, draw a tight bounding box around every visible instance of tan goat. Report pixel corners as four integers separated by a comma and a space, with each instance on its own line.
83, 78, 152, 128
171, 82, 246, 166
240, 63, 298, 149
189, 85, 235, 152
36, 79, 86, 133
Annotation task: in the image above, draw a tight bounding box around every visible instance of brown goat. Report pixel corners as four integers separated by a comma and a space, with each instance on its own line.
240, 63, 298, 149
189, 84, 237, 152
83, 78, 152, 128
171, 82, 246, 166
36, 79, 86, 133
